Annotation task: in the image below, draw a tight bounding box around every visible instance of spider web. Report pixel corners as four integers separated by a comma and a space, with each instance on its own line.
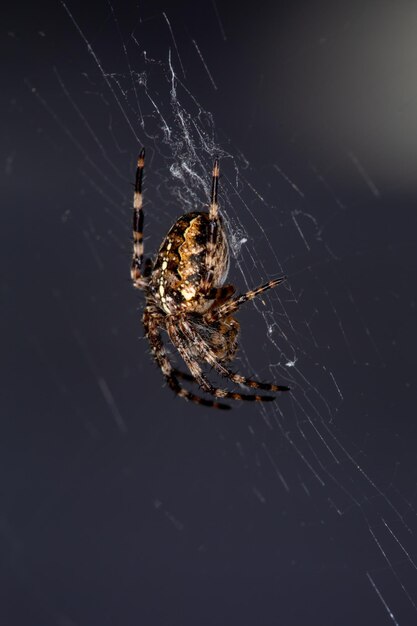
5, 1, 417, 625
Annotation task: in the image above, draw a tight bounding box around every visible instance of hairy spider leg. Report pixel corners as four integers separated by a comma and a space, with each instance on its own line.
131, 148, 147, 288
209, 284, 236, 304
171, 369, 196, 383
209, 157, 219, 220
202, 158, 221, 296
143, 311, 231, 410
179, 319, 290, 393
209, 276, 287, 321
168, 322, 276, 403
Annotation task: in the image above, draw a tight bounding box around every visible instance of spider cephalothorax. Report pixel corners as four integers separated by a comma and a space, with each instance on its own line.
131, 149, 289, 409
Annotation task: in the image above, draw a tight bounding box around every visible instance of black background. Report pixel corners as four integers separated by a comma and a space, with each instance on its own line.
2, 1, 417, 625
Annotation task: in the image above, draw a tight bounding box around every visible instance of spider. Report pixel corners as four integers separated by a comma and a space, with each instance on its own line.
131, 149, 290, 410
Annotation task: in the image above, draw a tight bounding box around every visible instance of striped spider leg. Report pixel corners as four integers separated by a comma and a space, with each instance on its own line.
132, 150, 290, 409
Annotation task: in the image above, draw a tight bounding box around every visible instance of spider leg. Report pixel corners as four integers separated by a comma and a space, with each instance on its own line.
131, 148, 150, 289
143, 311, 231, 410
208, 284, 236, 307
171, 368, 196, 383
180, 320, 290, 393
209, 156, 219, 220
143, 257, 153, 278
209, 276, 287, 321
169, 321, 277, 403
201, 158, 221, 296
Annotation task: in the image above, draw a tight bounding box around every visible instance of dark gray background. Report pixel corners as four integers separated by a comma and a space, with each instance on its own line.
2, 1, 417, 624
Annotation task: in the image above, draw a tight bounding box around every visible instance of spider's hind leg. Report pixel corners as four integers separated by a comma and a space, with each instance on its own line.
209, 157, 220, 220
201, 158, 223, 297
131, 148, 150, 289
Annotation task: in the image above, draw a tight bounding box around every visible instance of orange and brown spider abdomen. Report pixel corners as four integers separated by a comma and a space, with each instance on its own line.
150, 211, 229, 315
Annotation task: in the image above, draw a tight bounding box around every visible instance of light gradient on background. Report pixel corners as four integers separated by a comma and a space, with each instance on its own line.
2, 1, 417, 625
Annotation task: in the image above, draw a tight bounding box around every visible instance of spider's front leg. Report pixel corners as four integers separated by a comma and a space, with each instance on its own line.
207, 284, 236, 308
168, 321, 277, 403
208, 276, 287, 321
131, 148, 152, 289
180, 319, 290, 395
